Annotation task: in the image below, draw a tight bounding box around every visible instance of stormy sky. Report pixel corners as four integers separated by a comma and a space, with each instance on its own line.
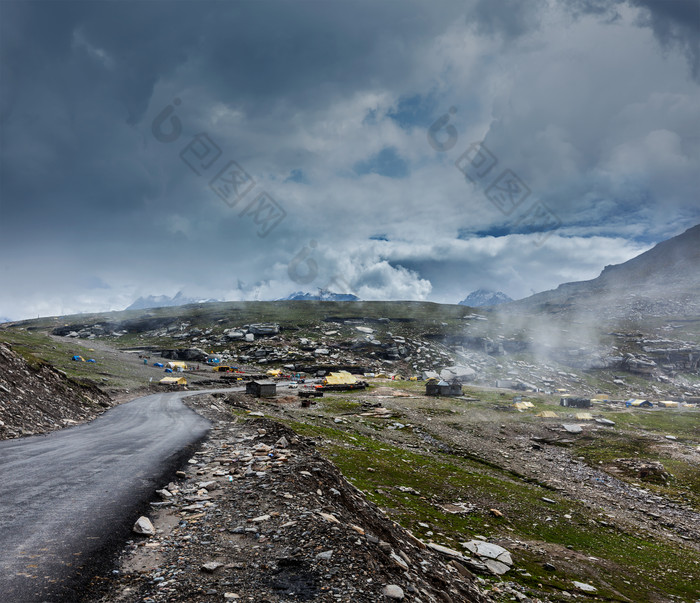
1, 0, 699, 320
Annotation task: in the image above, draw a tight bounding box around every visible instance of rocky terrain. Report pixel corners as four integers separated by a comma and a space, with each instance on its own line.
0, 341, 111, 439
81, 385, 700, 603
0, 226, 698, 601
502, 224, 700, 320
86, 398, 495, 603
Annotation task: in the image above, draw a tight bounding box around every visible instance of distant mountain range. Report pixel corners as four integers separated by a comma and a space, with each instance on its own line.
458, 289, 513, 307
0, 317, 12, 324
279, 289, 360, 302
126, 291, 220, 311
504, 223, 700, 317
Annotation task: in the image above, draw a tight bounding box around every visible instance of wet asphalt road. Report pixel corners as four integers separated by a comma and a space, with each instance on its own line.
0, 391, 221, 602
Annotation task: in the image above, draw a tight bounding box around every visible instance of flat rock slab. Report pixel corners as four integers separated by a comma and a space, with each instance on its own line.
562, 424, 583, 434
462, 540, 513, 565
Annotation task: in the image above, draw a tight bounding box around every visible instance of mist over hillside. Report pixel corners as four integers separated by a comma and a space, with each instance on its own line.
501, 224, 700, 319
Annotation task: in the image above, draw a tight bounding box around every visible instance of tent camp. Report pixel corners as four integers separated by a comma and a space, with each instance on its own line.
159, 377, 187, 386
627, 399, 653, 408
323, 371, 357, 386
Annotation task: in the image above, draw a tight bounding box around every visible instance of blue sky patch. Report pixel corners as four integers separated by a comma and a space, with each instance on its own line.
354, 146, 409, 179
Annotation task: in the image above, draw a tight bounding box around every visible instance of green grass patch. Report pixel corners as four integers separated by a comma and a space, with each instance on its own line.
284, 420, 700, 602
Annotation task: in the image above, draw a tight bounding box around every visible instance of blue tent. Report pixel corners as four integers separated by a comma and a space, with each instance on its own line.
154, 362, 164, 367
164, 368, 173, 373
72, 355, 84, 362
86, 359, 96, 363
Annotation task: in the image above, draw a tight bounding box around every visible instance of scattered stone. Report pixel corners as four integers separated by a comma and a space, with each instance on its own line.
595, 418, 616, 426
562, 424, 583, 434
572, 580, 597, 592
462, 540, 513, 574
132, 516, 155, 536
382, 584, 404, 599
201, 561, 223, 573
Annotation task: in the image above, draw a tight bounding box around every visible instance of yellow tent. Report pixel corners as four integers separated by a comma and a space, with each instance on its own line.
537, 411, 558, 418
575, 412, 594, 420
266, 369, 282, 377
514, 401, 534, 410
323, 371, 357, 386
658, 401, 679, 408
159, 377, 187, 385
591, 394, 610, 401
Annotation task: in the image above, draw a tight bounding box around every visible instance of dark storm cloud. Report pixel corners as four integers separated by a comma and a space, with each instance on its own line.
564, 0, 700, 80
0, 0, 458, 233
469, 0, 548, 38
0, 0, 698, 319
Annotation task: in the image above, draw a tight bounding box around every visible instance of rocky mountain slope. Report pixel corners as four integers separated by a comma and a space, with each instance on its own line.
503, 224, 700, 318
127, 292, 221, 311
0, 342, 112, 439
458, 290, 512, 307
280, 289, 361, 302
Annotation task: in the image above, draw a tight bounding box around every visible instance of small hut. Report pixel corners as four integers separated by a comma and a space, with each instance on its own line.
246, 380, 277, 398
560, 397, 591, 408
426, 378, 462, 397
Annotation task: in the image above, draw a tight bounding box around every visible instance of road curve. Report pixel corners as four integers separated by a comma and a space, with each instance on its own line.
0, 390, 226, 602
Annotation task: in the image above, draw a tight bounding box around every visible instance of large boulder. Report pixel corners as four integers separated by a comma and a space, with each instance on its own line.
247, 323, 280, 335
160, 347, 208, 361
133, 516, 155, 536
440, 365, 476, 383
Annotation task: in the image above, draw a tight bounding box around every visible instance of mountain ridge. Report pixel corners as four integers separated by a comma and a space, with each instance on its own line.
502, 223, 700, 316
458, 289, 513, 307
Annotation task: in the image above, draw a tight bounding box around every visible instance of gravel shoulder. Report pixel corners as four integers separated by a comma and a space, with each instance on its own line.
85, 395, 492, 603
